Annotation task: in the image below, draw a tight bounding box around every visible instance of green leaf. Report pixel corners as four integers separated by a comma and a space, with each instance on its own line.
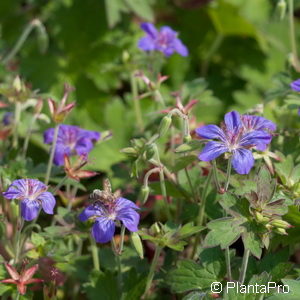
257, 166, 276, 203
124, 0, 154, 22
83, 271, 119, 300
31, 232, 46, 247
177, 222, 205, 239
242, 223, 263, 259
204, 217, 243, 249
166, 260, 218, 293
199, 247, 226, 278
267, 279, 300, 299
171, 155, 198, 172
183, 291, 208, 300
258, 249, 292, 282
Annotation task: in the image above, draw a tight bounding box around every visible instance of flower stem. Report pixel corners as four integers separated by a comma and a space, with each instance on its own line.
90, 236, 100, 271
52, 175, 68, 194
130, 72, 144, 132
22, 114, 38, 158
184, 167, 196, 202
239, 248, 250, 284
111, 237, 123, 298
288, 0, 300, 71
225, 247, 232, 281
119, 225, 126, 254
224, 157, 232, 191
16, 292, 20, 300
144, 246, 162, 296
2, 20, 39, 65
45, 124, 60, 185
14, 204, 24, 264
153, 144, 171, 219
12, 102, 21, 149
212, 160, 221, 192
191, 169, 213, 259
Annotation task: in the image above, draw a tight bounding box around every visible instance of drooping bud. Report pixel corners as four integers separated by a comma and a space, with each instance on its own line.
141, 185, 150, 204
158, 115, 172, 137
277, 0, 286, 20
131, 232, 144, 259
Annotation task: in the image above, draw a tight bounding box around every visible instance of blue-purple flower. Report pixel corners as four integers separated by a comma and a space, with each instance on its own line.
3, 179, 56, 221
138, 23, 188, 57
196, 111, 274, 174
2, 112, 13, 126
290, 79, 300, 92
79, 198, 140, 243
290, 79, 300, 115
44, 124, 100, 166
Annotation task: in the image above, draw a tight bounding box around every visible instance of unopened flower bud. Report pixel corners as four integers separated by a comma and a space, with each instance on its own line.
184, 134, 192, 143
254, 211, 265, 223
145, 144, 156, 160
277, 0, 286, 20
131, 232, 144, 259
141, 185, 150, 204
270, 219, 292, 229
122, 51, 130, 63
121, 147, 137, 157
150, 222, 161, 236
158, 115, 172, 137
273, 227, 288, 235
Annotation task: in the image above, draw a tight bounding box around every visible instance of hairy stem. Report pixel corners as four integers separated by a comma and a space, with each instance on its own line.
224, 157, 232, 191
288, 0, 300, 71
45, 124, 60, 185
90, 236, 100, 271
2, 19, 40, 65
144, 246, 162, 296
12, 102, 21, 149
130, 72, 144, 132
225, 247, 232, 281
191, 170, 213, 259
239, 248, 250, 284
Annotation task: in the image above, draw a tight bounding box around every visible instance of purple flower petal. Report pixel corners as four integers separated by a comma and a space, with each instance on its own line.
232, 148, 254, 174
255, 143, 268, 152
242, 115, 276, 132
79, 204, 104, 222
21, 199, 40, 221
140, 23, 158, 38
38, 191, 56, 215
92, 218, 115, 243
224, 111, 242, 132
198, 141, 228, 161
53, 144, 71, 166
173, 38, 188, 56
291, 79, 300, 92
116, 197, 139, 210
240, 130, 272, 147
195, 124, 226, 141
75, 138, 94, 156
138, 37, 156, 51
117, 209, 140, 232
43, 128, 55, 144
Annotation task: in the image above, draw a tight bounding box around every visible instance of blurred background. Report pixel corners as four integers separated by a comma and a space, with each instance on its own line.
0, 0, 296, 178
